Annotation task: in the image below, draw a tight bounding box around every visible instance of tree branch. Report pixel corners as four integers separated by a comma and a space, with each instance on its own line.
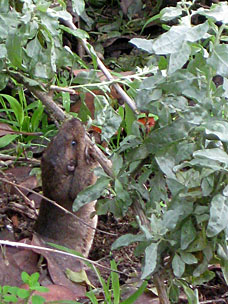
59, 18, 138, 114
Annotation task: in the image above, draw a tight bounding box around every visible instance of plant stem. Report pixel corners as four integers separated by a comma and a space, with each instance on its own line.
132, 200, 170, 303
153, 273, 170, 304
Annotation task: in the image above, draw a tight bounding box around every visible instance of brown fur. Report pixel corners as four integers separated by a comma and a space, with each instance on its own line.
35, 118, 97, 257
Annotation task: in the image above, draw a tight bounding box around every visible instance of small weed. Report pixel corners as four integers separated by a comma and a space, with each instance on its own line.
0, 272, 48, 304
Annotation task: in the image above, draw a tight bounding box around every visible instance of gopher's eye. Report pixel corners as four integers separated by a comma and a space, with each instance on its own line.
71, 140, 77, 146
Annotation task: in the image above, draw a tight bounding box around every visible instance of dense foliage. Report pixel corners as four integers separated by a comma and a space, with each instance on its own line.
2, 0, 228, 302
74, 2, 228, 301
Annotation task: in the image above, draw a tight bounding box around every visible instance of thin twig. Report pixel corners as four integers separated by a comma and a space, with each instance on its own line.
200, 300, 226, 304
0, 177, 117, 236
59, 18, 138, 114
0, 240, 124, 275
49, 85, 76, 94
0, 128, 43, 136
0, 154, 40, 164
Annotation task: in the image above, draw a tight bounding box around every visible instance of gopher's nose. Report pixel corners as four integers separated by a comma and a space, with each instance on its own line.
67, 160, 76, 172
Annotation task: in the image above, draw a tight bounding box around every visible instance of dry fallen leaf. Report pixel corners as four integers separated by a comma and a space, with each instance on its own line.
28, 284, 76, 303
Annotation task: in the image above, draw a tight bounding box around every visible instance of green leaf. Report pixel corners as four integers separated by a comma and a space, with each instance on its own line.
38, 10, 59, 36
93, 95, 122, 140
130, 37, 154, 53
201, 174, 214, 196
221, 260, 228, 285
125, 103, 136, 135
29, 272, 40, 286
86, 291, 99, 304
115, 179, 132, 206
0, 0, 9, 13
163, 200, 193, 231
193, 148, 228, 168
0, 72, 9, 90
62, 92, 71, 113
207, 194, 228, 237
31, 294, 45, 304
31, 286, 48, 293
99, 20, 121, 33
26, 37, 42, 58
160, 7, 182, 21
72, 0, 85, 16
111, 154, 123, 177
168, 41, 191, 74
3, 295, 18, 303
178, 281, 199, 304
168, 282, 179, 303
21, 271, 30, 283
179, 251, 198, 264
160, 70, 197, 96
0, 94, 24, 125
120, 281, 147, 304
155, 146, 176, 179
126, 144, 149, 162
0, 43, 7, 59
111, 260, 120, 304
17, 288, 30, 299
166, 178, 186, 197
145, 119, 193, 153
0, 134, 18, 148
192, 270, 215, 285
118, 135, 142, 153
184, 21, 209, 42
203, 120, 228, 142
197, 2, 228, 24
158, 56, 168, 70
6, 286, 18, 295
86, 43, 98, 69
207, 44, 228, 77
101, 107, 122, 140
0, 10, 20, 40
59, 25, 89, 39
187, 232, 207, 253
132, 22, 209, 55
111, 234, 145, 250
6, 32, 22, 68
181, 218, 197, 250
193, 259, 208, 277
141, 242, 158, 279
217, 243, 228, 261
172, 254, 185, 277
150, 214, 167, 236
141, 13, 161, 33
31, 102, 44, 131
73, 177, 110, 212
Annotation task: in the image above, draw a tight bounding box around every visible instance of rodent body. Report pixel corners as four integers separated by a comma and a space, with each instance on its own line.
34, 118, 97, 257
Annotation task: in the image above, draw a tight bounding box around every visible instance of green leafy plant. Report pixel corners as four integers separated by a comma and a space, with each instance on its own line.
73, 1, 228, 301
3, 0, 228, 302
0, 92, 55, 160
0, 272, 48, 304
49, 243, 147, 304
87, 260, 147, 304
0, 0, 88, 152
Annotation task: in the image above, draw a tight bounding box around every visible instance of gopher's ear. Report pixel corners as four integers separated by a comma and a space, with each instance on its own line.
85, 145, 96, 165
